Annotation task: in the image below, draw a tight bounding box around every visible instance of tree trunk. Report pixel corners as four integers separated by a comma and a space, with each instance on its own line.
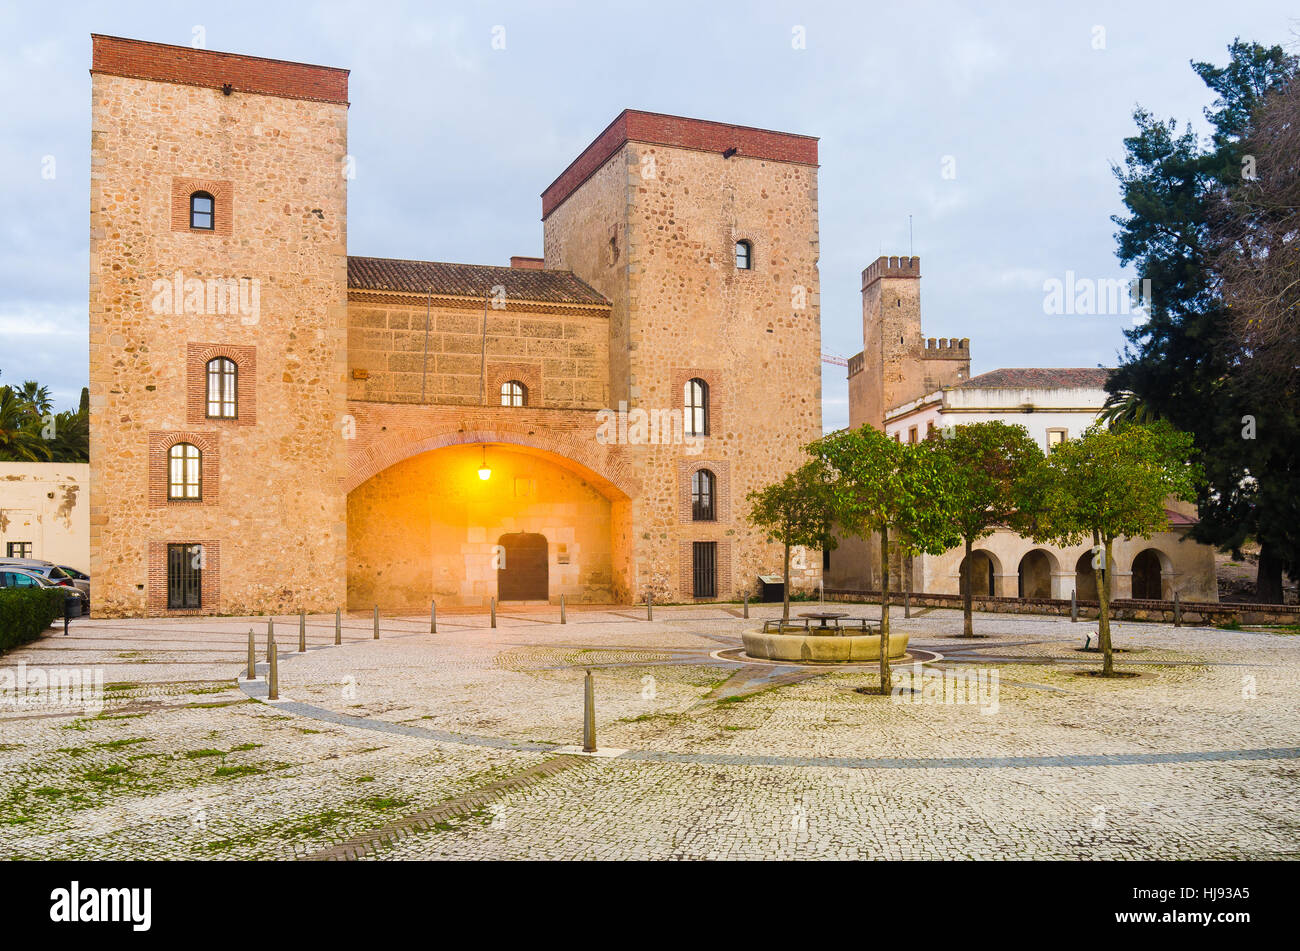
961, 535, 974, 637
879, 525, 891, 694
1256, 545, 1284, 604
1098, 536, 1114, 677
782, 541, 791, 627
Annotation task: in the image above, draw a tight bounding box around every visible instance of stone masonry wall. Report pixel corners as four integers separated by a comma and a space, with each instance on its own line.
546, 136, 823, 601
89, 70, 349, 617
346, 295, 609, 409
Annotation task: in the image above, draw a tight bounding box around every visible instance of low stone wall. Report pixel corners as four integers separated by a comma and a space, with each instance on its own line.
823, 589, 1300, 627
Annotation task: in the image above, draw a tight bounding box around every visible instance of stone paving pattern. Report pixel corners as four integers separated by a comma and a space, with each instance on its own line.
1, 604, 1296, 860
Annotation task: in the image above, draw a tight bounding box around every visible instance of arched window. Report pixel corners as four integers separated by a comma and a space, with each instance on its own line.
206, 357, 237, 418
692, 469, 716, 521
501, 380, 527, 407
735, 240, 752, 269
168, 443, 202, 500
190, 191, 214, 230
684, 378, 709, 436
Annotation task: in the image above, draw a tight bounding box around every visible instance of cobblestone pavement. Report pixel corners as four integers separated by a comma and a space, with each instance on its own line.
1, 604, 1297, 860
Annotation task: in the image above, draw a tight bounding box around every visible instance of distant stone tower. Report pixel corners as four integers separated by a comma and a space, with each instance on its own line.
542, 111, 823, 600
88, 36, 350, 616
848, 255, 970, 429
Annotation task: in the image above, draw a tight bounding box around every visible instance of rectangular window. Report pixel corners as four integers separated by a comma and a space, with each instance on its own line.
908, 426, 918, 444
1046, 428, 1067, 450
692, 541, 717, 599
6, 542, 32, 558
822, 547, 831, 571
167, 543, 203, 609
190, 194, 213, 230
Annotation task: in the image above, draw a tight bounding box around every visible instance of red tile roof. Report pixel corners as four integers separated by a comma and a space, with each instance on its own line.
347, 257, 609, 306
956, 368, 1113, 390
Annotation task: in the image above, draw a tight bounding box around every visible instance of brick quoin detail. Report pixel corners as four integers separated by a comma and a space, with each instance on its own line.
678, 458, 731, 524
678, 538, 732, 600
171, 178, 234, 235
187, 343, 257, 425
92, 35, 349, 104
146, 539, 221, 615
542, 109, 819, 218
148, 431, 220, 507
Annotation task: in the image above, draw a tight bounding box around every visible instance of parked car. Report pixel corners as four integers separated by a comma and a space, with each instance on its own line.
0, 559, 85, 592
0, 567, 88, 615
55, 565, 92, 600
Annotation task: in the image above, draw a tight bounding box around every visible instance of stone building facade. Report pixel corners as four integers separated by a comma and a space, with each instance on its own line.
830, 257, 1219, 603
87, 36, 823, 616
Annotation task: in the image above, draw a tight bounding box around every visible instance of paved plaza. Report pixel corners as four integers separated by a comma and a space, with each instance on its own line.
1, 603, 1297, 860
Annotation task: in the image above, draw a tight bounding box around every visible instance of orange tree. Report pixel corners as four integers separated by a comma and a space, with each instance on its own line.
931, 421, 1044, 637
1022, 421, 1198, 676
812, 426, 960, 692
746, 460, 837, 628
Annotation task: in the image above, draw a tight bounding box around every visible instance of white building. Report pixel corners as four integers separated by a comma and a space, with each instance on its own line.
880, 368, 1216, 602
0, 463, 90, 571
829, 255, 1218, 604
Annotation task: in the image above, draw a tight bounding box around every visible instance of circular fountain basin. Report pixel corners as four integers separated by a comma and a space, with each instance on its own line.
741, 627, 909, 663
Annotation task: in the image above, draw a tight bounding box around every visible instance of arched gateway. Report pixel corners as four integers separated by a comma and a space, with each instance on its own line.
345, 409, 638, 611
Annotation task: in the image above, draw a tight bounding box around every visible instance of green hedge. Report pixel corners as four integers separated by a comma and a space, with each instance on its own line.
0, 587, 72, 652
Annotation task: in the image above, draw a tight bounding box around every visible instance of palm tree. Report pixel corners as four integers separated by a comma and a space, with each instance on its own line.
15, 380, 53, 416
0, 386, 52, 461
1097, 389, 1160, 429
49, 409, 89, 462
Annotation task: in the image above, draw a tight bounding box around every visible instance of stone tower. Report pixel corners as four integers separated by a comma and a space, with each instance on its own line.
541, 110, 823, 600
88, 36, 350, 615
848, 255, 970, 429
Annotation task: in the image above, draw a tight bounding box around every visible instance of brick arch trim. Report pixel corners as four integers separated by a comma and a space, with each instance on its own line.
345, 425, 638, 500
187, 343, 256, 426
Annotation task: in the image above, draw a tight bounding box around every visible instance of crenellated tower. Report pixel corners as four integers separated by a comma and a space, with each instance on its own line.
848, 255, 969, 429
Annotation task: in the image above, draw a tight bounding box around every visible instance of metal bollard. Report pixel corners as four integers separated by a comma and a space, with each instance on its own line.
373, 604, 379, 639
246, 629, 256, 680
490, 597, 497, 629
647, 592, 653, 621
1071, 589, 1078, 623
560, 594, 566, 625
266, 619, 275, 661
1174, 590, 1182, 627
743, 594, 749, 619
267, 637, 279, 701
299, 611, 307, 653
904, 586, 911, 619
335, 607, 342, 645
430, 600, 437, 634
582, 669, 596, 753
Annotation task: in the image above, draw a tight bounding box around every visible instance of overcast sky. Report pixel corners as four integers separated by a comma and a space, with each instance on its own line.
1, 0, 1295, 429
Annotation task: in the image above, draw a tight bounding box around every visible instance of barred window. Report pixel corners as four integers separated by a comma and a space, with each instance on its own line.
168, 443, 202, 500
206, 357, 237, 418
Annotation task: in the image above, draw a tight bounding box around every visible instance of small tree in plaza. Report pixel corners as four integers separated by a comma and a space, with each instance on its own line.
1022, 421, 1199, 676
747, 460, 837, 627
931, 421, 1045, 638
812, 426, 960, 693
